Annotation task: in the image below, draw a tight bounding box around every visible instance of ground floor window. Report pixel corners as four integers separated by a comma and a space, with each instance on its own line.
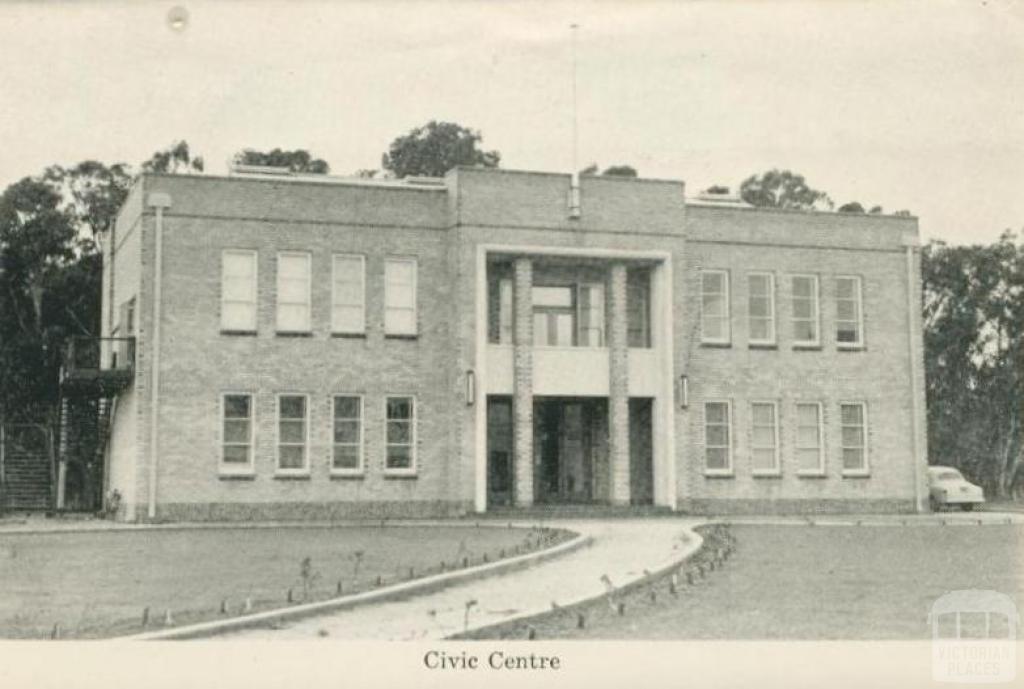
704, 401, 732, 474
221, 393, 253, 471
332, 395, 363, 474
840, 402, 868, 475
750, 401, 779, 475
385, 396, 416, 473
795, 402, 824, 475
277, 394, 308, 472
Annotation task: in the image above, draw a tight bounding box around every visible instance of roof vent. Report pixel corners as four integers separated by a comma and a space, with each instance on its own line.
403, 176, 445, 187
692, 187, 750, 207
229, 164, 293, 177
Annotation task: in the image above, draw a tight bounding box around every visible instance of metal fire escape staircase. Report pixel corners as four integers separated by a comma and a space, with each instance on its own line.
56, 337, 135, 512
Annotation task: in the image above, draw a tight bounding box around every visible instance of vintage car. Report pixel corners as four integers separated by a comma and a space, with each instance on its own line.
927, 466, 985, 511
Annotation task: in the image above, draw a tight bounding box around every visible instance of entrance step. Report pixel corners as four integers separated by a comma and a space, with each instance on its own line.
484, 504, 674, 520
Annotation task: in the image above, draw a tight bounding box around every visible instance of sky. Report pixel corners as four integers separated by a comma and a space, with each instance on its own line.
1, 0, 1022, 245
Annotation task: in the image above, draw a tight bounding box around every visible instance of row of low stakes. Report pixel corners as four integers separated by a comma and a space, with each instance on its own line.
523, 527, 737, 639
47, 527, 562, 639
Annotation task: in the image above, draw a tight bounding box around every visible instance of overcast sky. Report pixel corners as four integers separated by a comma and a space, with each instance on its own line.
1, 1, 1022, 244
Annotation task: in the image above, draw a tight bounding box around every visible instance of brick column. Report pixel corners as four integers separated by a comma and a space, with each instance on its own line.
512, 257, 534, 507
608, 263, 631, 505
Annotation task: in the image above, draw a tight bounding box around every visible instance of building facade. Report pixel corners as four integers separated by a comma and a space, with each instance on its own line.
93, 167, 928, 521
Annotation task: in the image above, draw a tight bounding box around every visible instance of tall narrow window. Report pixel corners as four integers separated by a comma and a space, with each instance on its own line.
836, 276, 863, 347
384, 258, 417, 336
751, 402, 780, 475
704, 401, 732, 474
221, 393, 254, 473
791, 274, 819, 346
748, 273, 776, 345
332, 395, 363, 474
332, 254, 365, 334
840, 402, 868, 475
498, 278, 514, 344
627, 271, 651, 348
385, 396, 416, 473
277, 394, 308, 473
221, 250, 257, 332
700, 270, 730, 344
276, 252, 311, 333
578, 282, 605, 347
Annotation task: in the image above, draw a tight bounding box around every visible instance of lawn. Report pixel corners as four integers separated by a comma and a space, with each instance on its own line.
0, 523, 557, 639
482, 524, 1024, 640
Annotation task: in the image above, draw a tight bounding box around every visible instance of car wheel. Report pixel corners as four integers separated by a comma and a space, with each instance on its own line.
929, 496, 941, 512
960, 503, 975, 512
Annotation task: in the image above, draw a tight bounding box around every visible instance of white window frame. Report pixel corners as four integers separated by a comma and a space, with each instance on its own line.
747, 272, 776, 346
384, 257, 418, 336
700, 270, 731, 345
795, 402, 825, 477
703, 399, 733, 476
384, 394, 417, 476
331, 254, 366, 335
276, 251, 312, 334
275, 393, 310, 475
219, 392, 255, 476
835, 275, 865, 349
790, 274, 820, 348
839, 401, 870, 477
331, 394, 364, 476
220, 249, 258, 333
750, 400, 781, 476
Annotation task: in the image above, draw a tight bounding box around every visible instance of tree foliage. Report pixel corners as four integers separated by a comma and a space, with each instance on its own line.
580, 164, 638, 178
381, 121, 499, 178
922, 232, 1024, 497
739, 169, 833, 211
1, 141, 203, 421
141, 140, 204, 174
233, 148, 329, 174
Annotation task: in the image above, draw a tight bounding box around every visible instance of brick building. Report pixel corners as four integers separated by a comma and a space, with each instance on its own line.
81, 166, 927, 521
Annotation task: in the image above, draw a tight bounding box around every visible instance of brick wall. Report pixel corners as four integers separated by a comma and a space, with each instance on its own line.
678, 205, 924, 513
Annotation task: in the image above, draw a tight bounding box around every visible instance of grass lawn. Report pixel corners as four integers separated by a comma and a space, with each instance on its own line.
496, 524, 1024, 640
0, 524, 557, 639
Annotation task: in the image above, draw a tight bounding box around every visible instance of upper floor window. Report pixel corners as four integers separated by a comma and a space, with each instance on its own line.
700, 270, 730, 345
332, 254, 365, 335
221, 393, 254, 474
835, 276, 864, 348
384, 258, 417, 336
577, 283, 605, 347
276, 252, 311, 333
277, 394, 309, 473
533, 285, 576, 346
748, 273, 776, 346
221, 250, 257, 332
627, 270, 651, 348
704, 400, 733, 475
791, 274, 820, 347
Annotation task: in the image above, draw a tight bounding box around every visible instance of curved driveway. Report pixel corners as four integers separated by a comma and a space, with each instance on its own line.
218, 518, 703, 640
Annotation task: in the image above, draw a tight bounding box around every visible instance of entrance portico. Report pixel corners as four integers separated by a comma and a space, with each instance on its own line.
473, 244, 676, 513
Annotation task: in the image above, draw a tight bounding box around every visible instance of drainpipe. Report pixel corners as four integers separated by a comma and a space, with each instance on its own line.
146, 192, 172, 521
903, 234, 924, 513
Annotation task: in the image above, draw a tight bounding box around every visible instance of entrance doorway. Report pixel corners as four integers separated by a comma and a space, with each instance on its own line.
534, 397, 608, 504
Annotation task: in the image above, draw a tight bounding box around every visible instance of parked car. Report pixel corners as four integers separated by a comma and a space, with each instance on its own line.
927, 466, 985, 511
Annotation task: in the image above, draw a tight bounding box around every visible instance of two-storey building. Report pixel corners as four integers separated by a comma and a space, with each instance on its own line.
82, 166, 928, 521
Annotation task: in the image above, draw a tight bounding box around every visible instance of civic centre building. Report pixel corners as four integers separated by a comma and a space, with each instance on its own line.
82, 166, 928, 521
